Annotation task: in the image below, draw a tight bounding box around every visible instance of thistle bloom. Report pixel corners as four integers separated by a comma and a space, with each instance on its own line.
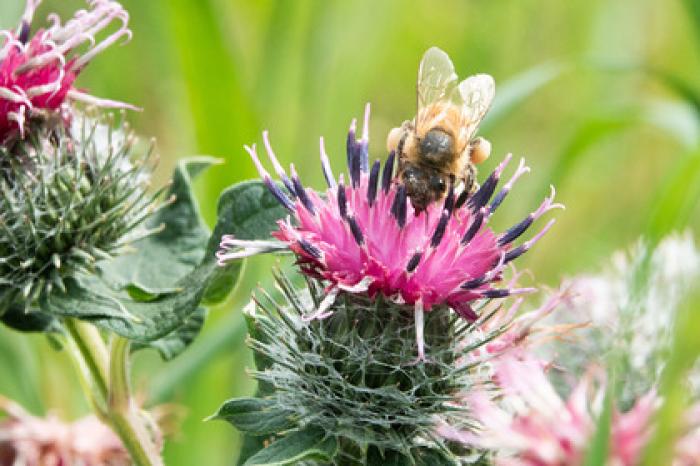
0, 395, 130, 466
437, 356, 658, 466
0, 0, 136, 141
218, 104, 561, 359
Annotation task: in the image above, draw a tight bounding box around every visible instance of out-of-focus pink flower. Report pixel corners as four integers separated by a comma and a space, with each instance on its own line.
437, 356, 657, 466
0, 0, 138, 141
217, 104, 561, 359
0, 395, 130, 466
477, 286, 576, 361
674, 404, 700, 466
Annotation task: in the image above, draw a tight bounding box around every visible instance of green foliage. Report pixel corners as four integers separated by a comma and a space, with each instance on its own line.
209, 397, 297, 436
480, 61, 567, 133
37, 177, 286, 358
102, 157, 215, 299
0, 149, 284, 361
133, 307, 208, 361
641, 293, 700, 466
647, 150, 700, 243
582, 380, 614, 466
242, 426, 337, 466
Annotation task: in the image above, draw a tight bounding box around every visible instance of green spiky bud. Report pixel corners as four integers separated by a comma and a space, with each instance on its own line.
0, 113, 161, 313
226, 270, 510, 466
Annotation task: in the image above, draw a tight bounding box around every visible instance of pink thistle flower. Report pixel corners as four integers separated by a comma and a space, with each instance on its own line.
437, 355, 658, 466
0, 0, 138, 141
218, 104, 562, 360
0, 395, 131, 466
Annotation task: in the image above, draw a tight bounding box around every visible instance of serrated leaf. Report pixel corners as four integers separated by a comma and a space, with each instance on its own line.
243, 427, 337, 466
210, 397, 296, 435
132, 307, 207, 360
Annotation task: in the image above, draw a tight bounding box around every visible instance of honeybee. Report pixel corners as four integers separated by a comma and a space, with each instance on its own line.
387, 47, 495, 212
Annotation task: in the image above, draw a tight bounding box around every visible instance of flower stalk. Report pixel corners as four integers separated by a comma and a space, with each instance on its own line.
64, 318, 163, 466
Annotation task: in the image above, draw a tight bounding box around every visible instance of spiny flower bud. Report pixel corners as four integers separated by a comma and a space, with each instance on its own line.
0, 113, 161, 311
245, 270, 537, 464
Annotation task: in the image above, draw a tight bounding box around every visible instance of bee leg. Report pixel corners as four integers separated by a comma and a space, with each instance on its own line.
460, 163, 478, 195
387, 120, 414, 156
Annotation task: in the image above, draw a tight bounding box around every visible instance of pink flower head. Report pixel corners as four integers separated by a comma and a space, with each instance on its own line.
437, 355, 657, 466
0, 0, 138, 141
0, 395, 130, 466
218, 104, 561, 359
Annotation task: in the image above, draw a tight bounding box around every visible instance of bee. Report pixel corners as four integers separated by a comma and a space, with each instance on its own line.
387, 47, 495, 212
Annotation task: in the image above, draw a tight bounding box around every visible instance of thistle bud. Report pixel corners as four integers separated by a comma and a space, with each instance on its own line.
0, 113, 160, 312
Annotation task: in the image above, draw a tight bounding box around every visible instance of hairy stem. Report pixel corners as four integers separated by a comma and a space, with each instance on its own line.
64, 319, 163, 466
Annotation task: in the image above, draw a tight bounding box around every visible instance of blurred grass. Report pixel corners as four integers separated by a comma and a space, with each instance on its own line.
642, 293, 700, 465
2, 0, 700, 465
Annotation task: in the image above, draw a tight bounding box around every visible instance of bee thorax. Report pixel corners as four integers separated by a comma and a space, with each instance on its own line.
419, 128, 454, 163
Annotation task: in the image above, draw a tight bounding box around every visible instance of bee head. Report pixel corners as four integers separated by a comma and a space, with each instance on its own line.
419, 128, 454, 164
401, 165, 448, 212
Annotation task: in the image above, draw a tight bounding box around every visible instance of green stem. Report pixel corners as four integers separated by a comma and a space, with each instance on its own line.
64, 319, 163, 466
109, 336, 131, 411
65, 318, 109, 399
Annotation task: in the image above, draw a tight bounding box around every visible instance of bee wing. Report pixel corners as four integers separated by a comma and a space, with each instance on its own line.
416, 47, 458, 128
452, 73, 495, 143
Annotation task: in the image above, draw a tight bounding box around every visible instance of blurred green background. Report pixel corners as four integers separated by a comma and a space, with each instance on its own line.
1, 0, 699, 464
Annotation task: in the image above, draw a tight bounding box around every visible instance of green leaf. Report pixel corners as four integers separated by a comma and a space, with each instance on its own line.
481, 62, 567, 133
243, 304, 277, 396
39, 179, 288, 348
40, 263, 213, 342
209, 397, 297, 435
366, 448, 411, 466
163, 0, 259, 224
202, 180, 288, 304
641, 293, 700, 466
646, 150, 700, 243
414, 448, 458, 466
101, 157, 215, 299
681, 0, 700, 48
548, 101, 700, 188
243, 427, 337, 466
0, 304, 60, 334
582, 380, 613, 466
132, 307, 207, 361
364, 447, 457, 466
547, 109, 637, 187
